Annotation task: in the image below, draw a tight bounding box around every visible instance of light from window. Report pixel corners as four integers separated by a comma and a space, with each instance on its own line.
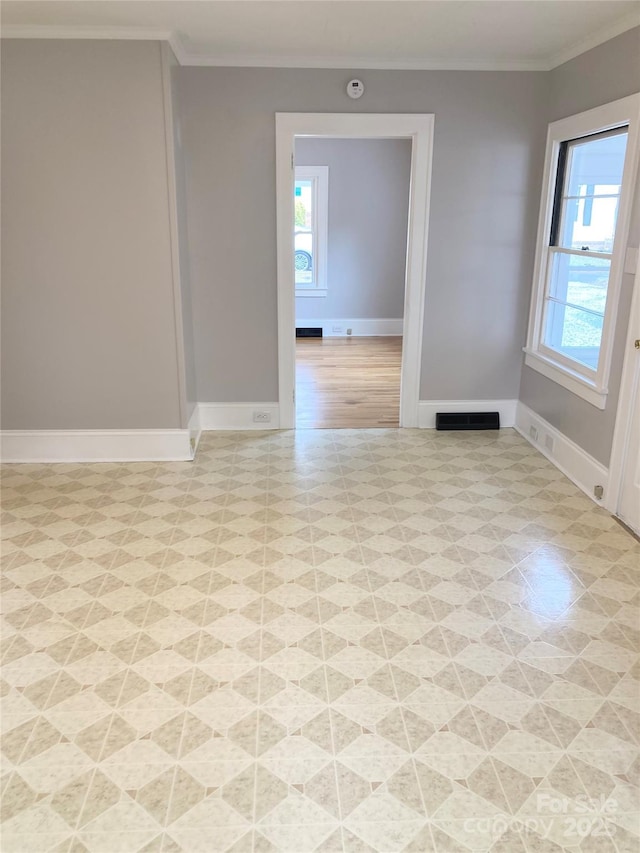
525, 95, 640, 408
542, 128, 628, 372
294, 165, 328, 296
294, 178, 315, 286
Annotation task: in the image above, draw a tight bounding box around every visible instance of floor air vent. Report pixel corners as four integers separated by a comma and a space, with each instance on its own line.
296, 327, 323, 338
436, 412, 500, 430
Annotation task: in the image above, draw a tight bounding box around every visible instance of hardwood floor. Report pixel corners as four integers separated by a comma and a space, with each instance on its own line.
295, 336, 402, 428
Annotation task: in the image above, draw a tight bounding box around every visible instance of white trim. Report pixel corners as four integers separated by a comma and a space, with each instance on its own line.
167, 33, 191, 66
165, 52, 545, 72
0, 25, 190, 67
515, 403, 608, 504
0, 25, 174, 41
296, 319, 403, 337
160, 43, 189, 429
198, 403, 280, 431
187, 406, 202, 454
418, 400, 517, 430
523, 350, 607, 409
524, 94, 640, 408
0, 430, 193, 463
294, 165, 328, 295
607, 244, 640, 518
277, 113, 434, 430
295, 289, 328, 298
0, 28, 541, 69
545, 10, 640, 71
2, 12, 638, 71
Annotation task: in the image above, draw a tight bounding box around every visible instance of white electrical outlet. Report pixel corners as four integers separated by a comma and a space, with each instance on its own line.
529, 425, 538, 442
253, 411, 271, 423
545, 434, 554, 452
346, 328, 353, 336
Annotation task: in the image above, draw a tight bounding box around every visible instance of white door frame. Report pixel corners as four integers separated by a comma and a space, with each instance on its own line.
275, 113, 435, 429
607, 247, 640, 525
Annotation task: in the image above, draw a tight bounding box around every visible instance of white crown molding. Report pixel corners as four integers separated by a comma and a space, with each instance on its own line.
167, 32, 191, 66
0, 25, 173, 41
544, 9, 640, 70
2, 10, 638, 71
0, 24, 191, 66
176, 52, 546, 71
0, 26, 544, 69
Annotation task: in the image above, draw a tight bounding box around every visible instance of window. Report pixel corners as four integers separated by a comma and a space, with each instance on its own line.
525, 95, 640, 408
294, 165, 328, 296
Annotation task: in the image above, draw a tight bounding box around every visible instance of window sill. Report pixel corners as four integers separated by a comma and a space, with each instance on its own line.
523, 349, 607, 409
296, 288, 327, 298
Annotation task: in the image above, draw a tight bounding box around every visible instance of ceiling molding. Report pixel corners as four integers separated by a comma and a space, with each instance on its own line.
0, 24, 173, 41
0, 26, 547, 71
544, 9, 640, 70
2, 10, 639, 72
167, 32, 191, 66
174, 52, 546, 71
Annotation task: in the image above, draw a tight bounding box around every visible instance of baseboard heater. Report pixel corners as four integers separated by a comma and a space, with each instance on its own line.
296, 327, 322, 338
436, 412, 500, 430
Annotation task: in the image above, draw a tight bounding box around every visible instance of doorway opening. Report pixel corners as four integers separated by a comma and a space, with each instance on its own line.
296, 336, 403, 428
276, 114, 434, 429
294, 137, 410, 428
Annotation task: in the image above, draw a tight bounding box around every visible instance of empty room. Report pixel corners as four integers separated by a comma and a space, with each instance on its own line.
1, 2, 639, 853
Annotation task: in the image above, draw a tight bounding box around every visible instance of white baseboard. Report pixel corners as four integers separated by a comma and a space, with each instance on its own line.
0, 429, 193, 463
198, 402, 280, 430
295, 318, 403, 337
514, 403, 608, 504
418, 399, 517, 429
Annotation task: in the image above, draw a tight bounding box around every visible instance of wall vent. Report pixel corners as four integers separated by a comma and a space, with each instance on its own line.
296, 327, 322, 338
435, 412, 500, 431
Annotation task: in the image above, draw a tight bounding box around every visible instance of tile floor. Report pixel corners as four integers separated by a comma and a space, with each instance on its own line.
1, 429, 639, 853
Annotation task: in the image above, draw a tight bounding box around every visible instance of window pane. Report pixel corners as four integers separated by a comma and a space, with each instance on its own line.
548, 252, 610, 314
543, 301, 603, 369
294, 179, 314, 285
558, 194, 620, 252
564, 131, 627, 197
555, 129, 628, 251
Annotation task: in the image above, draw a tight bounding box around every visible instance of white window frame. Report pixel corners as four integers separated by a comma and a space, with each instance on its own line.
294, 165, 328, 297
524, 94, 640, 409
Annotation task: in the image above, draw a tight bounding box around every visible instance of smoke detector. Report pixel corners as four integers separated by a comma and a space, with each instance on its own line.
347, 79, 365, 99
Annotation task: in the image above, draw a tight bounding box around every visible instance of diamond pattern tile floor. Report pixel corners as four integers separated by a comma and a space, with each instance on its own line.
1, 429, 639, 852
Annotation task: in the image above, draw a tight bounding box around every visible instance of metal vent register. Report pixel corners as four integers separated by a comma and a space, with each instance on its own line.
436, 412, 500, 430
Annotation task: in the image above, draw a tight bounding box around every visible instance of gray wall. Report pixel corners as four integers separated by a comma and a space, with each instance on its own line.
294, 138, 411, 322
167, 46, 198, 421
6, 31, 635, 441
519, 26, 640, 466
1, 40, 183, 430
178, 67, 548, 403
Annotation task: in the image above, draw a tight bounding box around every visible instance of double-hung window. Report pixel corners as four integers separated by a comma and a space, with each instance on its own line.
525, 95, 640, 408
294, 165, 328, 297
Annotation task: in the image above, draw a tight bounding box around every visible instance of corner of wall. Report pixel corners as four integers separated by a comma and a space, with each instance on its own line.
514, 402, 609, 505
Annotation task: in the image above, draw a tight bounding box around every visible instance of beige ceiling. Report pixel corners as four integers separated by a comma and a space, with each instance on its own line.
2, 1, 639, 70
